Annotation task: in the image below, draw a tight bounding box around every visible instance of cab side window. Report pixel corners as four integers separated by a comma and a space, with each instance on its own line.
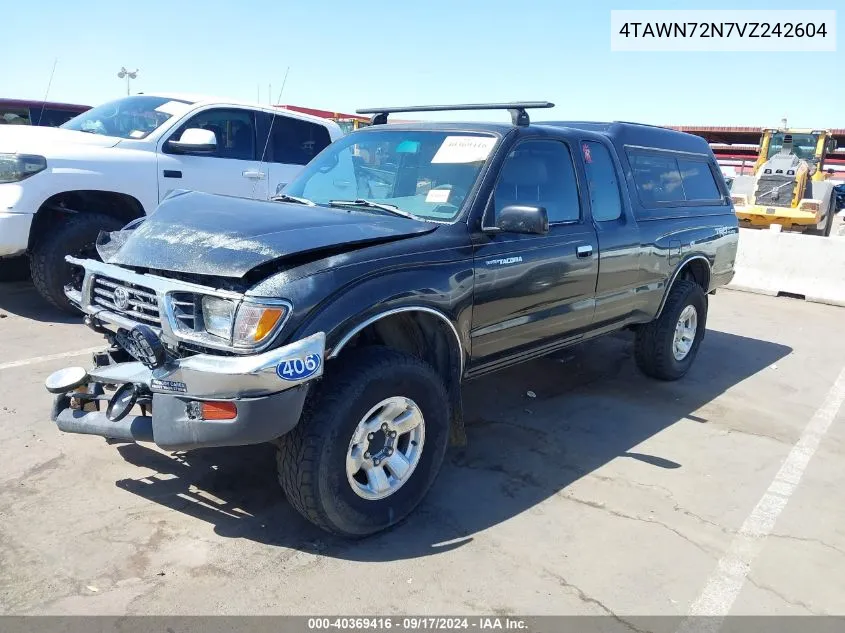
494, 139, 580, 224
167, 108, 256, 160
582, 141, 622, 222
267, 116, 332, 165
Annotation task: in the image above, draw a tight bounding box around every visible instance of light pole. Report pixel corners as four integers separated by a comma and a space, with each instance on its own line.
117, 67, 139, 95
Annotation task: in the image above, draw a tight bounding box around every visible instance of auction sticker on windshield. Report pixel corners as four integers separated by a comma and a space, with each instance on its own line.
425, 188, 451, 203
431, 136, 497, 164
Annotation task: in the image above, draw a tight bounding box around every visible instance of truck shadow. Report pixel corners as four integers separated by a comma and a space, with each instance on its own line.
0, 281, 81, 324
114, 328, 791, 561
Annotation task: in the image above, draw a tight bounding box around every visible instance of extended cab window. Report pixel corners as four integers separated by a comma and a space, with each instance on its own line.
629, 150, 723, 207
582, 141, 622, 222
168, 109, 256, 160
267, 115, 331, 165
495, 140, 580, 223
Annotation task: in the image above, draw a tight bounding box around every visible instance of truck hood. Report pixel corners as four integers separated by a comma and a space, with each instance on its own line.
106, 191, 438, 278
0, 125, 121, 154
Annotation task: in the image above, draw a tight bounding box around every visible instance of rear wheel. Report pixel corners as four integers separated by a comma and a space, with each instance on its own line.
30, 213, 123, 313
635, 279, 708, 381
276, 347, 450, 537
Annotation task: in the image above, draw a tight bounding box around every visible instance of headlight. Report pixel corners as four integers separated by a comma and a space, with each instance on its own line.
198, 296, 289, 349
0, 154, 47, 184
201, 296, 236, 340
233, 302, 289, 348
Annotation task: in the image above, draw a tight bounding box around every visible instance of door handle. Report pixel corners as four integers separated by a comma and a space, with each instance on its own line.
162, 170, 182, 179
242, 170, 266, 179
576, 245, 593, 258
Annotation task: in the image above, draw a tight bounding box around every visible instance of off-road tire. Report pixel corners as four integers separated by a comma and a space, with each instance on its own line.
30, 213, 122, 313
0, 255, 31, 282
276, 346, 450, 537
635, 279, 708, 381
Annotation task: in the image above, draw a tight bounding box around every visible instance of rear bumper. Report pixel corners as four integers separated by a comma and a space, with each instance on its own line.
47, 332, 324, 450
735, 205, 819, 228
0, 211, 32, 257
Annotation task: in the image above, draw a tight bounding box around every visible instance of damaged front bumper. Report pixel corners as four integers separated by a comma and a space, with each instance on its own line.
47, 332, 325, 450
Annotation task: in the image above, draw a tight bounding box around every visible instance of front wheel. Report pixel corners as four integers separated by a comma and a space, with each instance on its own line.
635, 279, 708, 381
276, 347, 450, 537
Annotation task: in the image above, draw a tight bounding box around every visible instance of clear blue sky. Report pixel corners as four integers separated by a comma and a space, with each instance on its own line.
3, 0, 842, 128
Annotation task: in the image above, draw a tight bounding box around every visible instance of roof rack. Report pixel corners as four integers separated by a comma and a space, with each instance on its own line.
356, 101, 554, 127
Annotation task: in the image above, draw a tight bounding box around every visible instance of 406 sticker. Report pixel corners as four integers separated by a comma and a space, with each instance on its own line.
276, 353, 322, 381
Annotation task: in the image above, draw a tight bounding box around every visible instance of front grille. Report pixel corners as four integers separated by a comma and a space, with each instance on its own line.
170, 292, 198, 332
91, 276, 161, 326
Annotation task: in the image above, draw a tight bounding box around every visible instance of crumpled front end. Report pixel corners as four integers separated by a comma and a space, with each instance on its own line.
49, 256, 325, 450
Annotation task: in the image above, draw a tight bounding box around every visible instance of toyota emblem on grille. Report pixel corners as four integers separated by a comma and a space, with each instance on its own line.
113, 286, 130, 310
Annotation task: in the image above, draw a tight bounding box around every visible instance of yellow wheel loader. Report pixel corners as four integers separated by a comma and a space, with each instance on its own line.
730, 129, 839, 236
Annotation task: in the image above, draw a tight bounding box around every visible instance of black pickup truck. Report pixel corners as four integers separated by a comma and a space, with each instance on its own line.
46, 102, 739, 537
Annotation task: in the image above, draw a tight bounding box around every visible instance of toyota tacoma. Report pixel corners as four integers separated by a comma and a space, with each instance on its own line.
45, 102, 739, 537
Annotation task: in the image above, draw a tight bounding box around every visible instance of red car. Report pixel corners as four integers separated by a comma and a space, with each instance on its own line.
0, 98, 91, 127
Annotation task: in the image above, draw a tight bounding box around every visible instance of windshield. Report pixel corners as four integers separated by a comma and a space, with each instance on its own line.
283, 129, 498, 222
60, 95, 193, 139
766, 132, 820, 162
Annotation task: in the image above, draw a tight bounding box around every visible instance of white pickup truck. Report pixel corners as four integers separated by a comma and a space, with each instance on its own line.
0, 93, 343, 310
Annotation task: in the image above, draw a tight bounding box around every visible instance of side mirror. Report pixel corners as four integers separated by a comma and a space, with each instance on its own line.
167, 128, 217, 154
493, 205, 549, 235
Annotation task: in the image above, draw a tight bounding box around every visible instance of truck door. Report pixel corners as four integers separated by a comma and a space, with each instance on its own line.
470, 138, 599, 366
157, 108, 268, 202
578, 139, 643, 326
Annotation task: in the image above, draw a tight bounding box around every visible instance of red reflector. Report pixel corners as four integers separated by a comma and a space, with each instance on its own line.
201, 401, 237, 420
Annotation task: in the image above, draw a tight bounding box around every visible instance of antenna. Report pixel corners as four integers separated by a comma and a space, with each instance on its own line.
252, 66, 291, 199
36, 58, 59, 126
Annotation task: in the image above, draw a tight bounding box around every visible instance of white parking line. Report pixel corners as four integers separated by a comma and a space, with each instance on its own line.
0, 347, 103, 371
678, 364, 845, 631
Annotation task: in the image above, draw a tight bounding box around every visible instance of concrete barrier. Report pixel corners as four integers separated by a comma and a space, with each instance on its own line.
727, 228, 845, 307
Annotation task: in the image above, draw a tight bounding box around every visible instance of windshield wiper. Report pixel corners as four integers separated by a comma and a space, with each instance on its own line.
271, 193, 316, 206
328, 199, 422, 220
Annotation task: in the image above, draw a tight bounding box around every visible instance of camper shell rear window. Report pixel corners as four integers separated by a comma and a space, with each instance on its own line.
626, 146, 726, 211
